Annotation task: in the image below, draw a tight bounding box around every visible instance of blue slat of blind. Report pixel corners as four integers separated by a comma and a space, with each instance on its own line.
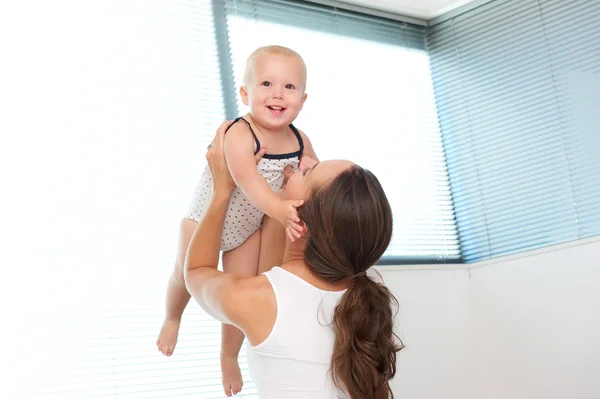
427, 0, 600, 262
223, 0, 426, 50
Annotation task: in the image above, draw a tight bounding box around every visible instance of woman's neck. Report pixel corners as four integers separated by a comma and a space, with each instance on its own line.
280, 240, 350, 292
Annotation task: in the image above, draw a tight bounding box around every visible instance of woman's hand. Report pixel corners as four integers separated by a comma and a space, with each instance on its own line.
206, 120, 266, 195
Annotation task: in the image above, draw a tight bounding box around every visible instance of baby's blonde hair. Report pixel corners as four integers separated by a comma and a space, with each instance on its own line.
243, 45, 307, 90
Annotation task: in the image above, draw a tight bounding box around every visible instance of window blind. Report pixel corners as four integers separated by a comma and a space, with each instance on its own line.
4, 1, 248, 397
221, 0, 461, 264
427, 0, 600, 262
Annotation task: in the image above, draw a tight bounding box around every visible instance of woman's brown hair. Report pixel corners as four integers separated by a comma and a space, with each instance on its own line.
298, 165, 404, 399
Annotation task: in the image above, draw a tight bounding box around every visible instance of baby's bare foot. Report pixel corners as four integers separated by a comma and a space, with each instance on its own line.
156, 318, 180, 357
221, 353, 243, 397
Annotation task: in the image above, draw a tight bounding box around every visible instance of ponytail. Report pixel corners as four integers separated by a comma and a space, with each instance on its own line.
331, 276, 403, 399
298, 165, 403, 398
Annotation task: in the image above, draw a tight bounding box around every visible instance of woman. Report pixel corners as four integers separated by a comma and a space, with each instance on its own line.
184, 121, 403, 399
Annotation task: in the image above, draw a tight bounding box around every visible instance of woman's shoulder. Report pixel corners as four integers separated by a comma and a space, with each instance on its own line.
227, 273, 277, 345
232, 273, 275, 303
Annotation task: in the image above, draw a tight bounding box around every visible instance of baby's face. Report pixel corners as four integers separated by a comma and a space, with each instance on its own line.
242, 53, 307, 129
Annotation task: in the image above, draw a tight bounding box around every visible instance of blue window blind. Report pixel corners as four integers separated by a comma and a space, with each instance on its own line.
222, 0, 461, 264
427, 0, 600, 262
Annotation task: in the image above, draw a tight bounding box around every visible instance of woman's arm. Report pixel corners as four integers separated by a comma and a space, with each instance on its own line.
183, 182, 236, 322
257, 166, 295, 275
183, 121, 275, 342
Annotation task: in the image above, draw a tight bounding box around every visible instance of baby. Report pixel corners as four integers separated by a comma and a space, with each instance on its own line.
157, 45, 317, 397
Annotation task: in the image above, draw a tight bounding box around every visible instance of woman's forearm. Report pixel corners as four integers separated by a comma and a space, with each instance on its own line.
183, 187, 243, 324
182, 120, 247, 322
184, 189, 231, 275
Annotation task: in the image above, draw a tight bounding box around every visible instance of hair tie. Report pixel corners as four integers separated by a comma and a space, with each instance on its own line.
351, 271, 367, 279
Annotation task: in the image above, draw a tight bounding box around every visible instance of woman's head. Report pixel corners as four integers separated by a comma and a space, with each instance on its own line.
289, 157, 403, 398
299, 162, 393, 280
283, 156, 392, 274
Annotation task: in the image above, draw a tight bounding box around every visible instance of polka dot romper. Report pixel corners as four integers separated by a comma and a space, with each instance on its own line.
186, 117, 303, 252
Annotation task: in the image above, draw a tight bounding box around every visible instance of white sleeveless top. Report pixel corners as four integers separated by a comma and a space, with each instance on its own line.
247, 266, 382, 399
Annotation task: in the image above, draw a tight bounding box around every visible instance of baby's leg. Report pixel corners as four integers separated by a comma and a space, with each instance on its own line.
257, 215, 286, 275
156, 218, 197, 356
220, 229, 261, 397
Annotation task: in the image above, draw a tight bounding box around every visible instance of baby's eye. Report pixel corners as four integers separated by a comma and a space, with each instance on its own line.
261, 81, 271, 87
285, 84, 295, 89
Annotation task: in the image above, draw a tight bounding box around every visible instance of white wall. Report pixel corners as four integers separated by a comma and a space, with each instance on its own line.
379, 266, 474, 399
471, 238, 600, 399
380, 237, 600, 399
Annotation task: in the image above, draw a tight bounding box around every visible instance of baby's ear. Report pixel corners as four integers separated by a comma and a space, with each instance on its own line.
300, 92, 308, 107
240, 86, 250, 106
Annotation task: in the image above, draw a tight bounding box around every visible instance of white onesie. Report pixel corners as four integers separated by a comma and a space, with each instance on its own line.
186, 117, 304, 252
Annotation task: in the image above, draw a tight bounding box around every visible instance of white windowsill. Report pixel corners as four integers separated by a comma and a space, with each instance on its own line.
376, 235, 600, 272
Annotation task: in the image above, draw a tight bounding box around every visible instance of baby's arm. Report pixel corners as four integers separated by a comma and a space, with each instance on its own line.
223, 123, 301, 232
298, 129, 319, 162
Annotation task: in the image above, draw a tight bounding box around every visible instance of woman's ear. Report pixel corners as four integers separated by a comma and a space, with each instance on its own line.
299, 220, 309, 239
282, 165, 294, 184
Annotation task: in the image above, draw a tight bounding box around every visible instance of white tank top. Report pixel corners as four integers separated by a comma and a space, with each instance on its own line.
246, 266, 382, 399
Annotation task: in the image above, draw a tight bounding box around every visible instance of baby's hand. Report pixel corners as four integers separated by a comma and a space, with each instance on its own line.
277, 199, 304, 242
